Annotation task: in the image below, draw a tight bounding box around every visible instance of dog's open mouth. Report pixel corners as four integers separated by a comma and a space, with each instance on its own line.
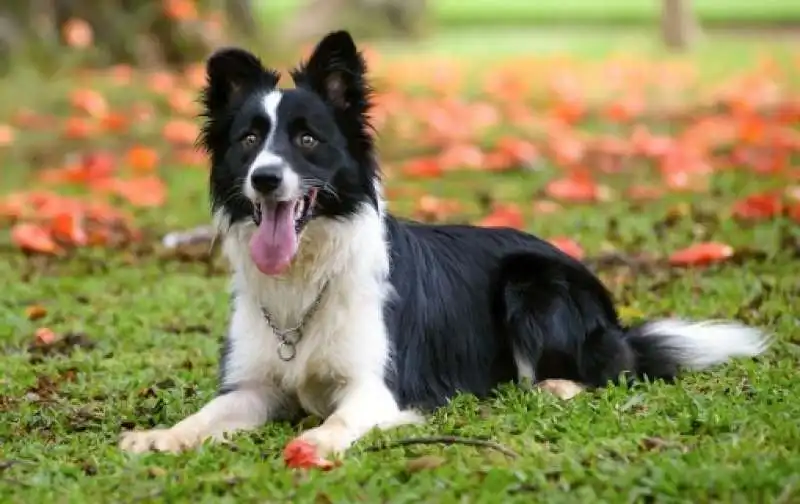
249, 188, 318, 276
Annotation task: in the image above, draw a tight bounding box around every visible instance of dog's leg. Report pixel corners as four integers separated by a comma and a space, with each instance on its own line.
120, 298, 292, 454
295, 378, 423, 459
119, 385, 285, 453
536, 379, 585, 400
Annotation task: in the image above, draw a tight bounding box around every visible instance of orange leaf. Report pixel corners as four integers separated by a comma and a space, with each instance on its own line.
11, 223, 60, 254
35, 327, 57, 345
438, 143, 484, 171
732, 193, 782, 221
545, 173, 598, 202
51, 211, 88, 246
548, 237, 585, 260
108, 176, 167, 207
0, 124, 14, 146
788, 203, 800, 223
401, 157, 442, 178
669, 242, 734, 267
62, 18, 93, 48
532, 200, 563, 215
626, 185, 665, 201
495, 136, 539, 165
163, 0, 198, 20
415, 195, 462, 222
162, 119, 199, 145
283, 439, 338, 470
25, 305, 48, 321
101, 113, 129, 133
63, 117, 96, 140
477, 204, 524, 229
126, 145, 159, 173
70, 89, 108, 118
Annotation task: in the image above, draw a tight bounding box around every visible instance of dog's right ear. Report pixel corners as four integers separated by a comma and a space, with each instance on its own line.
203, 48, 279, 112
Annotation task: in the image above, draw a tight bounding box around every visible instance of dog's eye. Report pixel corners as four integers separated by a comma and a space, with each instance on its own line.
242, 133, 259, 147
295, 132, 319, 149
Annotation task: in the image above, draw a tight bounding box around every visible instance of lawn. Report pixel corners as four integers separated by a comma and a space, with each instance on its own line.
258, 0, 800, 27
1, 25, 800, 504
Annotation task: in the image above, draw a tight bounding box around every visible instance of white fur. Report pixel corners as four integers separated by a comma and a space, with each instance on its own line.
640, 319, 772, 370
513, 348, 535, 383
243, 91, 302, 202
121, 198, 422, 457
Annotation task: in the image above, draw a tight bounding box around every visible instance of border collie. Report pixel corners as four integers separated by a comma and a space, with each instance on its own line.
120, 31, 771, 459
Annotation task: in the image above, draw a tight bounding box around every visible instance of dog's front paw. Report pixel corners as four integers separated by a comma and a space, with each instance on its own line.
297, 423, 353, 459
119, 428, 201, 454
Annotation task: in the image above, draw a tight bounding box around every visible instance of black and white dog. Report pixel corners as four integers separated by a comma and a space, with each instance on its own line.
120, 31, 770, 458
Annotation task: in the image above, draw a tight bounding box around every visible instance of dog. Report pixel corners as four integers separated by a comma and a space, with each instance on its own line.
120, 30, 771, 458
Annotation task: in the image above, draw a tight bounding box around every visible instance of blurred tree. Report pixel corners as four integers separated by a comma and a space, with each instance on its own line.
0, 0, 261, 74
283, 0, 428, 44
661, 0, 700, 50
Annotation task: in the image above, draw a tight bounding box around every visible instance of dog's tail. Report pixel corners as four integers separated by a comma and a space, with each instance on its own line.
623, 319, 772, 381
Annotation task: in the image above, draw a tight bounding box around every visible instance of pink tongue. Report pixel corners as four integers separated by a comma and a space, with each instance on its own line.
249, 201, 298, 275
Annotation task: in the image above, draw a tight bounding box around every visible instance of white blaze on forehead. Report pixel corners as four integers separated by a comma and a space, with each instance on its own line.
244, 90, 301, 201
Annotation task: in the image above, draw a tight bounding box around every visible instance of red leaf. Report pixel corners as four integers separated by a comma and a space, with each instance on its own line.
283, 439, 337, 470
35, 327, 57, 345
732, 193, 783, 221
51, 211, 88, 246
548, 237, 585, 260
11, 223, 60, 254
545, 173, 598, 202
669, 242, 734, 267
401, 157, 442, 178
476, 204, 524, 229
626, 185, 665, 201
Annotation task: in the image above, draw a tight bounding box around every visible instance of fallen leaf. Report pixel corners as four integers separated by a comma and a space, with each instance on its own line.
25, 305, 48, 321
532, 200, 563, 215
548, 237, 585, 260
283, 439, 338, 471
545, 173, 598, 202
401, 157, 442, 178
0, 124, 14, 146
669, 242, 734, 267
732, 193, 783, 221
126, 146, 159, 173
11, 224, 60, 254
477, 204, 524, 229
62, 18, 93, 48
162, 119, 198, 145
34, 328, 57, 345
405, 455, 446, 473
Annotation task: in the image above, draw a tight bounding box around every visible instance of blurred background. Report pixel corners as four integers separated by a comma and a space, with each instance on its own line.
0, 0, 798, 262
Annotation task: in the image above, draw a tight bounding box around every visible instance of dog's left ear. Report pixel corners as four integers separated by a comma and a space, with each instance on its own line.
297, 30, 368, 111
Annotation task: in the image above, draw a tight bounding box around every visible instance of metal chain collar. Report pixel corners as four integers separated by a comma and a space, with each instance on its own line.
260, 281, 329, 361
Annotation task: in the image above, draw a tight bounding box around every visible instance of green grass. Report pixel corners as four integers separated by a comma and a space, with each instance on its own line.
1, 162, 799, 503
2, 29, 800, 504
258, 0, 800, 27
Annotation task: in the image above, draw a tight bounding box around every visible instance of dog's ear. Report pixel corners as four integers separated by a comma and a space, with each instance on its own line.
297, 31, 368, 111
203, 48, 278, 112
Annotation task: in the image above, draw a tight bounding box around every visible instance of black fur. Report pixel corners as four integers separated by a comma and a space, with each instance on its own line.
201, 31, 761, 412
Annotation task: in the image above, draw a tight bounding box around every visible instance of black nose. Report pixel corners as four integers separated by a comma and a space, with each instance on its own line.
250, 166, 283, 194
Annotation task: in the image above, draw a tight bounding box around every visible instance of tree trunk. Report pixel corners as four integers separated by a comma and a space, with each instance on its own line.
660, 0, 699, 51
283, 0, 428, 45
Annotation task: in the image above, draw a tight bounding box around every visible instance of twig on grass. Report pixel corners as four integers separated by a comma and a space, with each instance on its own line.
365, 435, 519, 459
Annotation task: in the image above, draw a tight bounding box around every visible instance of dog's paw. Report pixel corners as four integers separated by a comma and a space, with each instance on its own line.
119, 428, 201, 454
536, 379, 585, 400
297, 424, 353, 459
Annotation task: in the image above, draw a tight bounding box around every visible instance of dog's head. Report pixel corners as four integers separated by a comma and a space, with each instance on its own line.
199, 31, 379, 276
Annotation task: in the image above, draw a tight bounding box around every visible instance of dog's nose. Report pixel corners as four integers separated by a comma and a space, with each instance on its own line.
250, 165, 283, 194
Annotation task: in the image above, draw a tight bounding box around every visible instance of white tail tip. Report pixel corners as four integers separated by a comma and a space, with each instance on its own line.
641, 319, 772, 370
